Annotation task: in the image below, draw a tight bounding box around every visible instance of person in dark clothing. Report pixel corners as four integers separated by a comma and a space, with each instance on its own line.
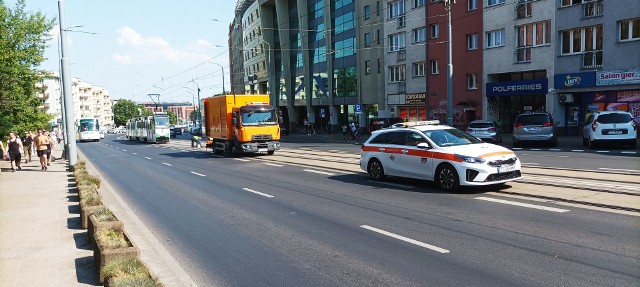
21, 131, 33, 163
7, 132, 23, 172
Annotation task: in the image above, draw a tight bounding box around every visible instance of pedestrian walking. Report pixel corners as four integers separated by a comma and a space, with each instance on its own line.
0, 140, 6, 174
341, 124, 348, 140
327, 123, 334, 139
303, 118, 309, 133
21, 131, 33, 163
6, 132, 23, 172
45, 130, 55, 163
34, 129, 50, 170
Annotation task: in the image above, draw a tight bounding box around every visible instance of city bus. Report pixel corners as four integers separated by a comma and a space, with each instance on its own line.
78, 118, 101, 142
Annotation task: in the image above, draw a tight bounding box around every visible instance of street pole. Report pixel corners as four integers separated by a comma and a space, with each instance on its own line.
445, 0, 454, 126
213, 63, 225, 95
58, 0, 77, 169
148, 93, 160, 112
197, 87, 201, 132
258, 37, 273, 104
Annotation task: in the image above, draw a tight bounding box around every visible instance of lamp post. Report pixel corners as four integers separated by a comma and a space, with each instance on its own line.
192, 80, 201, 132
212, 62, 225, 95
443, 0, 454, 126
256, 37, 273, 104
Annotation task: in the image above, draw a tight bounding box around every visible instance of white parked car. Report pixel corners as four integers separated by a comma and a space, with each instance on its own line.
360, 121, 522, 192
583, 111, 637, 149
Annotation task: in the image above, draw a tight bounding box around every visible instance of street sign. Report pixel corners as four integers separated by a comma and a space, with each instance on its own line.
320, 108, 325, 118
355, 104, 363, 114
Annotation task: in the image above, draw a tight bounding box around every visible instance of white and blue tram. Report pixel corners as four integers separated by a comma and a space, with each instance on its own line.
126, 113, 170, 143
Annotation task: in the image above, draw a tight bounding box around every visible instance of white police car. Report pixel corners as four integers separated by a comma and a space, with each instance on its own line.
360, 121, 522, 192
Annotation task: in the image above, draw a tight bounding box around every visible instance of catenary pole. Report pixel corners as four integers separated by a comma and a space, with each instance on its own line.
58, 0, 77, 169
445, 0, 454, 126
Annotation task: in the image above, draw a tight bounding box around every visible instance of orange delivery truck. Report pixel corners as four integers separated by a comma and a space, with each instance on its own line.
203, 94, 281, 155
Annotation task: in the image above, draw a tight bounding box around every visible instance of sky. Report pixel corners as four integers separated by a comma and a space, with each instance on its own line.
8, 0, 236, 105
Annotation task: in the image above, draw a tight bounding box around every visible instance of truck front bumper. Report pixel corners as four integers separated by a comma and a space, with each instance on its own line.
239, 141, 281, 153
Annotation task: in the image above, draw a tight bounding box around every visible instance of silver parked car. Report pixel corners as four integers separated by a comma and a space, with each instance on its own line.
466, 120, 502, 143
512, 112, 557, 147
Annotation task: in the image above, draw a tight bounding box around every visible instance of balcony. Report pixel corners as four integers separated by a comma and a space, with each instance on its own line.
396, 81, 406, 94
515, 46, 532, 63
397, 16, 406, 28
397, 49, 406, 61
583, 0, 603, 18
582, 50, 603, 69
515, 1, 532, 19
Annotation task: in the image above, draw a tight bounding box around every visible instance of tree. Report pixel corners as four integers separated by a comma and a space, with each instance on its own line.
0, 0, 55, 136
189, 110, 199, 123
140, 107, 153, 117
166, 110, 177, 125
112, 99, 141, 127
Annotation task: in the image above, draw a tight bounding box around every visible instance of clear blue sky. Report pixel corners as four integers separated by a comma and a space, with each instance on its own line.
9, 0, 235, 104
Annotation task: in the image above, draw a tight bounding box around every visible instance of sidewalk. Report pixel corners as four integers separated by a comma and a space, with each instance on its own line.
0, 145, 98, 286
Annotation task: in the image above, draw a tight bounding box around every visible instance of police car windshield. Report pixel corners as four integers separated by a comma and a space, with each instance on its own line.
424, 128, 483, 147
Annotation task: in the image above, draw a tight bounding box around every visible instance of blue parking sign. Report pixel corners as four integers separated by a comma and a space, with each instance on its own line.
355, 104, 362, 114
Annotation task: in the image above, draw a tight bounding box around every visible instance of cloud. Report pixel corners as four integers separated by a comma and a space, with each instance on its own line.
113, 26, 211, 64
112, 53, 132, 64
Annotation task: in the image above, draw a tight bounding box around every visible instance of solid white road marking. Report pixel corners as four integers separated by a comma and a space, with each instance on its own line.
571, 150, 584, 152
304, 169, 335, 176
475, 197, 569, 213
242, 188, 275, 198
234, 158, 251, 162
263, 163, 284, 167
598, 167, 640, 173
144, 157, 152, 160
596, 150, 609, 153
621, 151, 637, 154
360, 225, 450, 254
162, 163, 172, 166
190, 171, 206, 177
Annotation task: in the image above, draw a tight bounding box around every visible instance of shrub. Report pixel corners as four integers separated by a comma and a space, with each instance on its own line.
101, 258, 152, 283
75, 161, 86, 169
74, 169, 89, 180
94, 207, 116, 222
110, 274, 162, 287
82, 192, 102, 207
77, 182, 98, 194
84, 175, 101, 188
97, 229, 129, 249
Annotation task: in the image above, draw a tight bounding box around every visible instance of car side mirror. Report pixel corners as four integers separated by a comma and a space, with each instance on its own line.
417, 143, 431, 149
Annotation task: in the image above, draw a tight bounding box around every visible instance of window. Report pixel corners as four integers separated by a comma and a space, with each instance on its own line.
516, 20, 551, 47
315, 23, 325, 41
516, 1, 532, 19
313, 46, 327, 63
364, 32, 372, 47
467, 74, 477, 90
334, 38, 356, 58
390, 65, 406, 82
561, 0, 586, 7
388, 32, 406, 51
364, 5, 371, 19
413, 27, 426, 43
334, 12, 355, 34
388, 0, 405, 19
430, 60, 439, 74
414, 0, 426, 8
413, 62, 426, 77
620, 18, 640, 41
468, 0, 478, 11
365, 60, 371, 74
486, 29, 505, 48
467, 33, 478, 50
313, 1, 323, 19
430, 23, 440, 38
335, 0, 353, 9
378, 58, 382, 73
487, 0, 505, 6
377, 29, 381, 44
561, 25, 603, 54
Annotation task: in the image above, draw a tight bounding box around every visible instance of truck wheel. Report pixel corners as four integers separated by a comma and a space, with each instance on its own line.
267, 150, 275, 155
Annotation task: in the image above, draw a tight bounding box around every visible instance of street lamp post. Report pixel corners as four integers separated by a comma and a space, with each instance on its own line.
191, 81, 201, 132
443, 0, 454, 126
256, 37, 273, 104
212, 63, 225, 95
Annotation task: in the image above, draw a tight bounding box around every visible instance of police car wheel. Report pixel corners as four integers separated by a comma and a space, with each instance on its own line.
367, 159, 385, 180
436, 164, 460, 192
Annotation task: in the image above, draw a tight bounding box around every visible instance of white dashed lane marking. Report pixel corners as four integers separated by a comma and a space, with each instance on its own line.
360, 225, 450, 254
162, 163, 172, 166
263, 163, 284, 167
190, 171, 206, 177
242, 188, 274, 198
475, 197, 569, 213
304, 169, 335, 176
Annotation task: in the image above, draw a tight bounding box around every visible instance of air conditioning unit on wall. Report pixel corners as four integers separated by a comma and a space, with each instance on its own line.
559, 94, 574, 103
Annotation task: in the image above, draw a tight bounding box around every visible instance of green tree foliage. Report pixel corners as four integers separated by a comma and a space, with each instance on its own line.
166, 110, 177, 125
0, 0, 55, 136
112, 99, 141, 127
189, 110, 199, 123
140, 107, 153, 117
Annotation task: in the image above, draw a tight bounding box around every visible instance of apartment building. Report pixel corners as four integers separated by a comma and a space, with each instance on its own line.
554, 0, 640, 136
229, 7, 246, 95
384, 0, 428, 120
428, 0, 483, 127
37, 73, 114, 129
483, 0, 556, 133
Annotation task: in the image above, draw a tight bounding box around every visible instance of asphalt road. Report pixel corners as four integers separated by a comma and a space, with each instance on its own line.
78, 134, 640, 286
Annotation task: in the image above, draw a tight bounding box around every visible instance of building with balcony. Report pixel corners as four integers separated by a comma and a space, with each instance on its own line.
554, 0, 640, 136
483, 0, 557, 134
37, 73, 114, 129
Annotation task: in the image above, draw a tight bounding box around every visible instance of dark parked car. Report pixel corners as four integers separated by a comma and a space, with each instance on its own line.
513, 112, 557, 147
368, 117, 404, 132
466, 120, 502, 143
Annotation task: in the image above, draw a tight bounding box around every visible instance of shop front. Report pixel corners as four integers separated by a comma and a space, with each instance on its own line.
555, 68, 640, 136
387, 93, 428, 121
486, 78, 548, 133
